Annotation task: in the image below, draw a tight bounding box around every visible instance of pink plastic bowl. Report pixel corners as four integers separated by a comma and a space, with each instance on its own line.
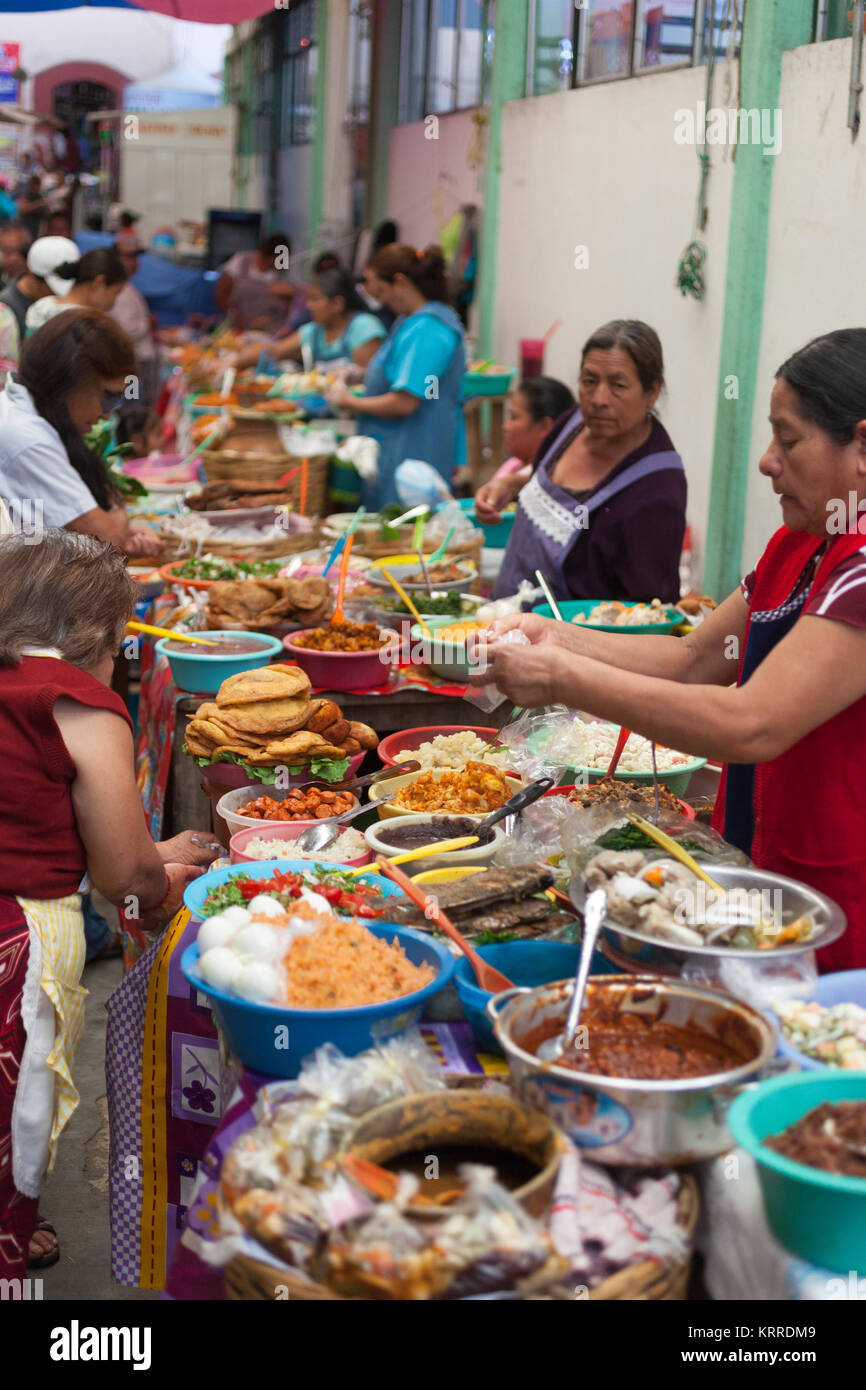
377, 725, 499, 767
281, 629, 398, 692
229, 822, 372, 867
201, 752, 366, 793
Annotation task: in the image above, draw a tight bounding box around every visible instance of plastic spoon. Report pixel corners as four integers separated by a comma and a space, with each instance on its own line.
343, 836, 480, 877
374, 855, 515, 991
417, 550, 434, 597
126, 620, 221, 647
535, 570, 564, 622
624, 812, 725, 892
429, 524, 455, 566
330, 533, 354, 625
389, 504, 429, 529
380, 566, 432, 637
537, 888, 607, 1061
298, 457, 309, 517
605, 725, 632, 779
322, 505, 365, 577
473, 776, 555, 835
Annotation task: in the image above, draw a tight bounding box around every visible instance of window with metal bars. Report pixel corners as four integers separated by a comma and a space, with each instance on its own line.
397, 0, 490, 123
279, 0, 317, 146
527, 0, 741, 96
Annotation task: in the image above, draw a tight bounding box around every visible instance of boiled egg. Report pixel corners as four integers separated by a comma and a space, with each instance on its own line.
232, 922, 283, 962
197, 912, 244, 954
235, 959, 282, 1004
247, 893, 287, 918
198, 945, 242, 993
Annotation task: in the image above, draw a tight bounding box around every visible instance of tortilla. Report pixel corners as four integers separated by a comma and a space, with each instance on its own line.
216, 664, 310, 706
184, 732, 217, 758
264, 730, 345, 760
216, 695, 311, 737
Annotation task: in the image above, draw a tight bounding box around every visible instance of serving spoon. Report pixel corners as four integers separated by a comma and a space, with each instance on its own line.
473, 777, 555, 835
537, 888, 607, 1062
293, 794, 400, 853
375, 854, 514, 991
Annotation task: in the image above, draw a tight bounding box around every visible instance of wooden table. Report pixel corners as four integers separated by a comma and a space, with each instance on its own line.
167, 687, 515, 838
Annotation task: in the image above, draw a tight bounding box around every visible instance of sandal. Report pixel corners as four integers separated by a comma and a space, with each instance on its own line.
27, 1218, 60, 1270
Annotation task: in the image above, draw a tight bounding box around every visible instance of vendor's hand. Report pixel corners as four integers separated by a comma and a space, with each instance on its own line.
125, 527, 164, 559
156, 830, 225, 868
468, 637, 563, 709
327, 383, 357, 411
233, 344, 261, 369
487, 612, 558, 645
141, 862, 207, 932
474, 476, 519, 526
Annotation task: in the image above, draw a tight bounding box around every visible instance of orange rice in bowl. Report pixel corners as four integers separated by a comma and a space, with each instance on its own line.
283, 919, 434, 1008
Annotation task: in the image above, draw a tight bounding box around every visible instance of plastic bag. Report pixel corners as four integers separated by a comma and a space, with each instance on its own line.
332, 433, 380, 482
395, 458, 454, 510
682, 951, 819, 1014
463, 628, 531, 712
476, 580, 544, 624
488, 705, 571, 784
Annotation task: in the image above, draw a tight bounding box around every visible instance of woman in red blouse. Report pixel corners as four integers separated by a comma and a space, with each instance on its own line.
0, 530, 220, 1280
479, 328, 866, 973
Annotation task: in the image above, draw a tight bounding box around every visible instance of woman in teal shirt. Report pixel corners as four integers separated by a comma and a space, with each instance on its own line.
234, 266, 385, 370
329, 243, 466, 509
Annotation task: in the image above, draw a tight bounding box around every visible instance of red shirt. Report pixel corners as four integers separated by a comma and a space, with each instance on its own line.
0, 656, 132, 900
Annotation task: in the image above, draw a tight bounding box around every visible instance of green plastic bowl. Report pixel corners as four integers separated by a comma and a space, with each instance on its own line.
532, 598, 684, 635
527, 721, 705, 796
408, 615, 485, 681
462, 369, 516, 398
729, 1070, 866, 1274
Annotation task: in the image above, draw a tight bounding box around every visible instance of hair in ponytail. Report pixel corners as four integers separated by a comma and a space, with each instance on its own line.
368, 242, 451, 304
16, 308, 136, 511
52, 247, 127, 289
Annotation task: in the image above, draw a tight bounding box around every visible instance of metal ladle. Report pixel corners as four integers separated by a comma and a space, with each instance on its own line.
538, 889, 607, 1062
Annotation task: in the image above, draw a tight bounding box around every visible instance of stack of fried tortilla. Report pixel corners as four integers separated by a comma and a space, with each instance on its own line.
184, 664, 378, 771
205, 576, 332, 631
378, 864, 575, 941
188, 480, 297, 512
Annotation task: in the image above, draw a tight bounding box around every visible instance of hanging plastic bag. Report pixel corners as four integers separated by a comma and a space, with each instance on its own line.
476, 580, 544, 623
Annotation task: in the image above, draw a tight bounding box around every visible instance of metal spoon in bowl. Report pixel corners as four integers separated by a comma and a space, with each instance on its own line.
537, 889, 607, 1063
294, 792, 399, 854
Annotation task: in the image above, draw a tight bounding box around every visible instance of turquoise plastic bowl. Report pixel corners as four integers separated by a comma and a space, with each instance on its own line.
532, 598, 683, 635
155, 631, 283, 694
180, 859, 453, 1077
728, 1070, 866, 1273
455, 941, 619, 1054
458, 496, 515, 549
462, 369, 516, 398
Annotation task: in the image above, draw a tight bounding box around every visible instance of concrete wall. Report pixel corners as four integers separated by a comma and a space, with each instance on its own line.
275, 144, 313, 252
121, 108, 236, 243
495, 64, 738, 579
386, 107, 485, 249
742, 38, 866, 575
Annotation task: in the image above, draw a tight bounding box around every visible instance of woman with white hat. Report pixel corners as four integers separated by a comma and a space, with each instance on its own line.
0, 235, 77, 337
25, 247, 127, 336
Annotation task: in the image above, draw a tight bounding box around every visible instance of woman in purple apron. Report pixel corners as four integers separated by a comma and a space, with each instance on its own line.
492, 320, 687, 603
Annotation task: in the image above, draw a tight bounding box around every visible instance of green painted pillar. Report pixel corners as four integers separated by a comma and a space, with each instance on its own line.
366, 0, 401, 227
309, 0, 329, 248
476, 0, 530, 359
702, 0, 814, 599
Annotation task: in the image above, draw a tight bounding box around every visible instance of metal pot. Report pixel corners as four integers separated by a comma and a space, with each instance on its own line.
487, 974, 779, 1166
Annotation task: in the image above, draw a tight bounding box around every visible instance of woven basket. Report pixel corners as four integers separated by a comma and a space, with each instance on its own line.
222, 1174, 698, 1302
200, 452, 330, 517
543, 1174, 700, 1301
158, 526, 322, 563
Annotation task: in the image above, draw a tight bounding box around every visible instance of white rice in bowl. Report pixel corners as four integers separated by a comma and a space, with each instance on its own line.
565, 721, 695, 772
393, 731, 513, 771
241, 828, 369, 861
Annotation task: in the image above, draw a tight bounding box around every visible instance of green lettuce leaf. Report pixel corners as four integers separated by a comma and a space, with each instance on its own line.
190, 751, 351, 785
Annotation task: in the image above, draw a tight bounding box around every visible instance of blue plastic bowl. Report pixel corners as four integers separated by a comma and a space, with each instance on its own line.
454, 941, 619, 1054
775, 970, 866, 1071
184, 858, 403, 921
181, 922, 454, 1078
155, 630, 283, 694
728, 1070, 866, 1274
457, 496, 515, 550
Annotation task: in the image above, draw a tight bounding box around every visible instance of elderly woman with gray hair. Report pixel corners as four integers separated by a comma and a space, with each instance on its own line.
0, 530, 221, 1281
